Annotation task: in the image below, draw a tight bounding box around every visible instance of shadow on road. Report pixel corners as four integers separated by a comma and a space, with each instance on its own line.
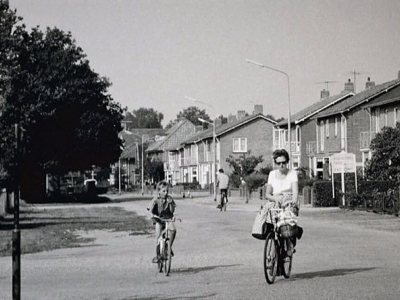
122, 293, 218, 300
292, 267, 376, 280
173, 264, 241, 275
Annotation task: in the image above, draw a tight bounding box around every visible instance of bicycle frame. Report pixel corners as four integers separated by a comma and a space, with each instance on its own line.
152, 215, 181, 276
264, 205, 294, 283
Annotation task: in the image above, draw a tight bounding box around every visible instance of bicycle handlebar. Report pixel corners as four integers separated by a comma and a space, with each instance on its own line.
152, 215, 182, 223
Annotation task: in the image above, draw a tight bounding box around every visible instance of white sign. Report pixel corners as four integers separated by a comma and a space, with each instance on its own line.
331, 151, 356, 173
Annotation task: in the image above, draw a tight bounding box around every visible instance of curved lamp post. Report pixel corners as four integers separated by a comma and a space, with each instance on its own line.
246, 59, 292, 159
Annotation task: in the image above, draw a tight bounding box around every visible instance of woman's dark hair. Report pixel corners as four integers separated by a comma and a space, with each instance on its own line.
273, 149, 290, 162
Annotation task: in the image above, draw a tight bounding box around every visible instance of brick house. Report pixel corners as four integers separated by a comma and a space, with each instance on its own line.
170, 113, 277, 187
310, 76, 400, 178
146, 118, 197, 182
117, 128, 165, 187
274, 91, 354, 172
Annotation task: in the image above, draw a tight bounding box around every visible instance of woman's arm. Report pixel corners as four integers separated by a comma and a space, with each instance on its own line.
291, 181, 299, 206
265, 184, 282, 203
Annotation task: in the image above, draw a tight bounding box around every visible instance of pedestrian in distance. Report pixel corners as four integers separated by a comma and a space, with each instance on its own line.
216, 168, 229, 209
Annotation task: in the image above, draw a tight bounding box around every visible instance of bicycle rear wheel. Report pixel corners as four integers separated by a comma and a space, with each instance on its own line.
264, 232, 278, 284
164, 239, 172, 276
222, 194, 227, 212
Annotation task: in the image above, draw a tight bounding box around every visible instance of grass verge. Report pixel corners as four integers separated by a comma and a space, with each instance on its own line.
0, 206, 153, 257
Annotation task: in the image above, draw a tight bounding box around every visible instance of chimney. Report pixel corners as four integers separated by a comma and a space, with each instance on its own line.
228, 114, 237, 123
214, 118, 222, 127
365, 77, 375, 89
237, 110, 246, 120
320, 89, 330, 100
344, 78, 354, 93
253, 104, 263, 115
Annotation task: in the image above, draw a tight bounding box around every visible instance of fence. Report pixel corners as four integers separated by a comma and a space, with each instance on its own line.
341, 190, 399, 216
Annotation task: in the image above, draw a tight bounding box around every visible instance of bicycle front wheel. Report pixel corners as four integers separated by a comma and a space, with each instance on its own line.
164, 239, 172, 276
264, 232, 278, 284
282, 253, 292, 278
157, 245, 163, 273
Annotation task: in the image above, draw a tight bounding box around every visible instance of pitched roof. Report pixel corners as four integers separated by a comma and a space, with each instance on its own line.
120, 143, 138, 159
173, 113, 277, 149
277, 91, 354, 126
311, 78, 400, 119
146, 118, 194, 153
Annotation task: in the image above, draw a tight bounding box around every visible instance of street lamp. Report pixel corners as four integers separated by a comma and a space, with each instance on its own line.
198, 117, 217, 202
246, 59, 292, 159
141, 134, 149, 195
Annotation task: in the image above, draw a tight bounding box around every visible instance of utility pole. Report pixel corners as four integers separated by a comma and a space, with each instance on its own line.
12, 124, 22, 300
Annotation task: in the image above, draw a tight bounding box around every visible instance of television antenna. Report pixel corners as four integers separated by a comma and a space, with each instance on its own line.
346, 70, 369, 93
315, 80, 339, 91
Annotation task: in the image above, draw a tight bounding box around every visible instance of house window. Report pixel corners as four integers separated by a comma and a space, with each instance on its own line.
325, 118, 329, 138
341, 116, 346, 150
320, 121, 324, 151
316, 158, 324, 179
335, 117, 338, 137
385, 109, 388, 127
375, 108, 380, 133
233, 138, 247, 152
396, 107, 400, 125
292, 156, 299, 169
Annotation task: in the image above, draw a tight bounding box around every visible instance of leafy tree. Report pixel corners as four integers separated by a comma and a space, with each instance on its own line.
129, 108, 164, 129
226, 151, 264, 187
0, 5, 123, 196
144, 157, 164, 183
226, 151, 266, 203
365, 123, 400, 181
166, 106, 211, 129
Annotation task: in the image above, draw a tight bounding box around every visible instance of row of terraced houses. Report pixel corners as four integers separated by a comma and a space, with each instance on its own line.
119, 71, 400, 188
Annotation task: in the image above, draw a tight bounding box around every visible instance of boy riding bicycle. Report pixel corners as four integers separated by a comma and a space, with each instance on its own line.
147, 180, 177, 263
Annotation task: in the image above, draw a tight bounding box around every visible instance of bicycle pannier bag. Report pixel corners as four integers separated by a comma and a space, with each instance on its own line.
252, 203, 274, 240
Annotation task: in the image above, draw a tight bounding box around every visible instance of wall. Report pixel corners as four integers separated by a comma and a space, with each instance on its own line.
218, 118, 275, 174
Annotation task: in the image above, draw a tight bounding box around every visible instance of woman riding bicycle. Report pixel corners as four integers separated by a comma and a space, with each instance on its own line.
265, 149, 299, 257
147, 180, 177, 263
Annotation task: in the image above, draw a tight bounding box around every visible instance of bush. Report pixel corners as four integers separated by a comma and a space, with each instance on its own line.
313, 181, 339, 207
175, 182, 201, 190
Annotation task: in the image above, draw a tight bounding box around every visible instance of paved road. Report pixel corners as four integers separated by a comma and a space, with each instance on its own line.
1, 196, 400, 300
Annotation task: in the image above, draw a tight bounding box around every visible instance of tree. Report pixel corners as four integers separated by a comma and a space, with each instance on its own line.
226, 152, 267, 203
166, 106, 211, 129
130, 108, 164, 129
0, 6, 123, 197
144, 157, 164, 183
365, 123, 400, 181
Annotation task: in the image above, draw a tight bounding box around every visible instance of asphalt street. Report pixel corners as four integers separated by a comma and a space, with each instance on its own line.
1, 195, 400, 300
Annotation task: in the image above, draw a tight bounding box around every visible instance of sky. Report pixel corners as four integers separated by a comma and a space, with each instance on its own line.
10, 0, 400, 127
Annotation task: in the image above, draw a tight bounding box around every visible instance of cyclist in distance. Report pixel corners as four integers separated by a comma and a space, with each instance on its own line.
147, 180, 177, 263
216, 168, 229, 209
265, 149, 299, 256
